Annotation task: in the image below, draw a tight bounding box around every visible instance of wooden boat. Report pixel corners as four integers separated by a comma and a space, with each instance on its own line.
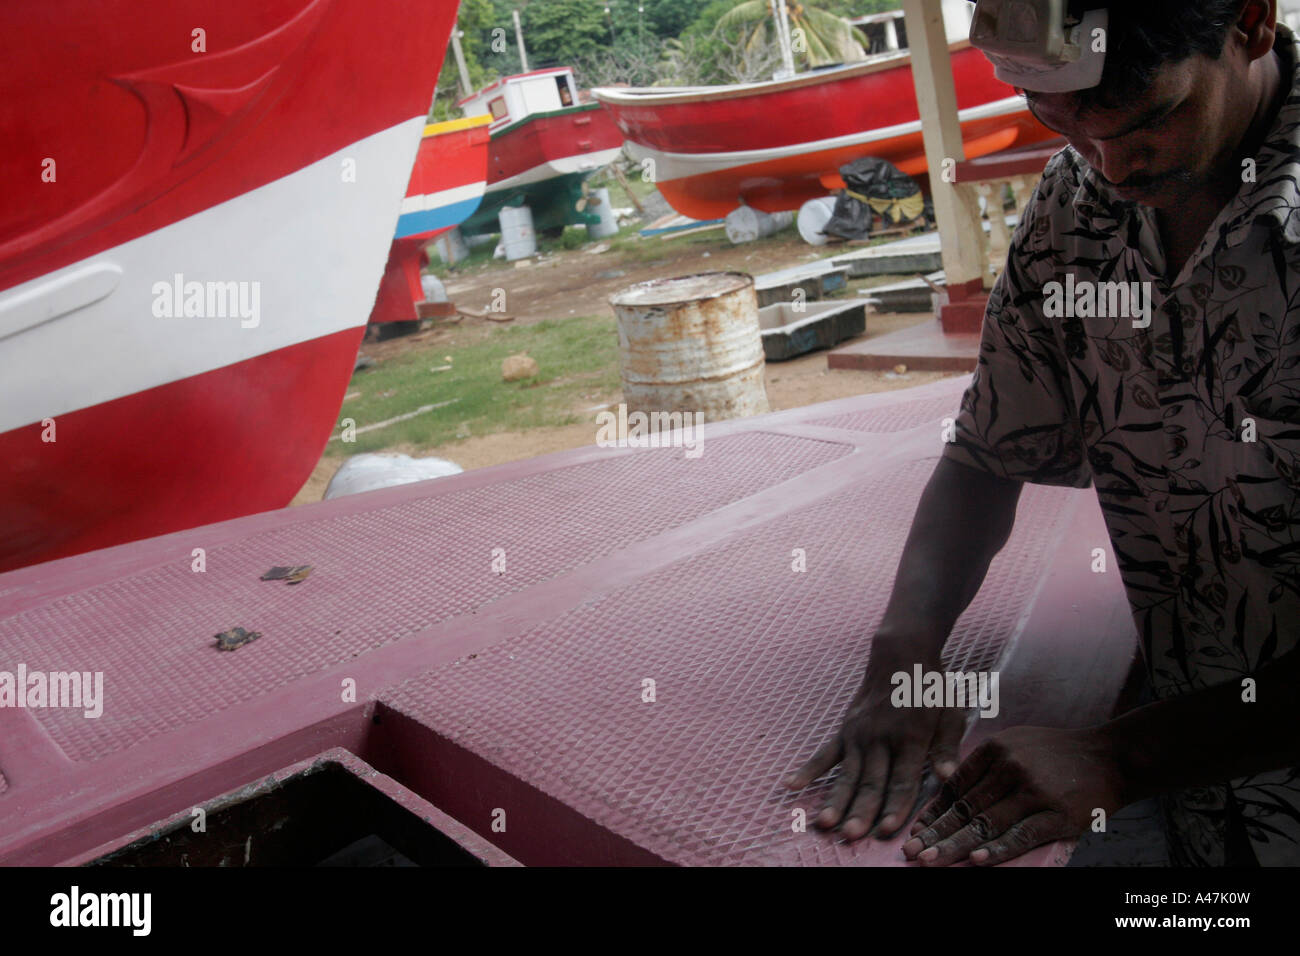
455, 68, 625, 236
592, 0, 1055, 221
368, 115, 492, 326
0, 0, 457, 572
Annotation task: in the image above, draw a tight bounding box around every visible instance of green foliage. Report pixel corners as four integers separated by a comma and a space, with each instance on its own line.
643, 0, 699, 37
520, 0, 609, 66
820, 0, 902, 13
429, 0, 498, 121
682, 0, 748, 41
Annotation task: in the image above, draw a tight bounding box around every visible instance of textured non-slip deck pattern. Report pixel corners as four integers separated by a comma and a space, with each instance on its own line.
1, 431, 848, 762
0, 377, 1139, 866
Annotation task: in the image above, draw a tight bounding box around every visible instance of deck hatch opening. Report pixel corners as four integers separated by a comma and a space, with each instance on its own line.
88, 761, 486, 867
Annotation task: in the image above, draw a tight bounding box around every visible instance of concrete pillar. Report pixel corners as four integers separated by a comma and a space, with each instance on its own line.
901, 0, 989, 332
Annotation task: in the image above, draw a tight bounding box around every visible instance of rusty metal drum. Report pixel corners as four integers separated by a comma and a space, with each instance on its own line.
609, 272, 770, 421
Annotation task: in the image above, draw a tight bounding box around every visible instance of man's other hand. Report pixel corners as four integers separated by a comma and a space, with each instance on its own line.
903, 726, 1125, 865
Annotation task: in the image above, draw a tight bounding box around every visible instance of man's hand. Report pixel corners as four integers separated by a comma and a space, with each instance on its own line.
782, 658, 967, 841
780, 457, 1024, 844
903, 725, 1125, 866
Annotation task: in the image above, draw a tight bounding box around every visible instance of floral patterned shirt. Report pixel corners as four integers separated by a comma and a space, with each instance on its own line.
943, 26, 1300, 866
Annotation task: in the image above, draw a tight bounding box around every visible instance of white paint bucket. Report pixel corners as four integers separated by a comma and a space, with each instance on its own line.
499, 205, 536, 261
585, 187, 620, 239
797, 196, 839, 246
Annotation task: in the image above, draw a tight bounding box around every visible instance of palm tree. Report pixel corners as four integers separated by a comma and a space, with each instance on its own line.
716, 0, 868, 71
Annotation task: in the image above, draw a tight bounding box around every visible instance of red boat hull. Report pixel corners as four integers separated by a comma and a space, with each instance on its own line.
486, 104, 625, 187
1, 0, 450, 292
0, 326, 364, 571
0, 1, 457, 572
369, 237, 429, 325
595, 44, 1057, 221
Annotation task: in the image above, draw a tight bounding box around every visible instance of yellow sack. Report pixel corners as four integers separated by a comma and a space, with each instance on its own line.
845, 188, 925, 224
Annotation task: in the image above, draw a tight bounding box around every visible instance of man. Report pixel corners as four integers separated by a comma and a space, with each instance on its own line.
785, 0, 1300, 866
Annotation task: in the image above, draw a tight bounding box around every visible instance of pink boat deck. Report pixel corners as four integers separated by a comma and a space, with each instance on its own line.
0, 378, 1139, 866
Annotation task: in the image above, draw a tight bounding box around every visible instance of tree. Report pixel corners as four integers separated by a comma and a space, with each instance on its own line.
642, 0, 699, 38
820, 0, 902, 13
574, 36, 665, 89
520, 0, 608, 67
657, 32, 784, 85
429, 0, 497, 121
717, 0, 868, 69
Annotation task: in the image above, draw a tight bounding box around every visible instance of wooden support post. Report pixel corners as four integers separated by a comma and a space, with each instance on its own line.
450, 29, 473, 100
513, 9, 529, 73
901, 0, 989, 333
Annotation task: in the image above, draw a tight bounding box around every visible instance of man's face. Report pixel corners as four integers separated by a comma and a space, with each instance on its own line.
1024, 51, 1250, 209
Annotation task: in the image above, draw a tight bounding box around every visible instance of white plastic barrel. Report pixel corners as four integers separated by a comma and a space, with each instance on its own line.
609, 272, 770, 421
797, 196, 839, 246
725, 206, 795, 244
499, 205, 537, 260
434, 226, 471, 264
585, 187, 620, 239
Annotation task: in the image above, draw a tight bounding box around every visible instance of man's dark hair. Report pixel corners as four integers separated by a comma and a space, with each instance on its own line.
1036, 1, 1247, 108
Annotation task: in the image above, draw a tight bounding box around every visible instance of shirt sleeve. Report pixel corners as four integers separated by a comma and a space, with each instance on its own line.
940, 170, 1093, 489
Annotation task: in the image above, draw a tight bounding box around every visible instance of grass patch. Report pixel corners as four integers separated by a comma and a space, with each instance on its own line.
337, 314, 622, 454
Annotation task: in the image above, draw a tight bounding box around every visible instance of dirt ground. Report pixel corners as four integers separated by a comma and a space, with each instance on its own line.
441, 233, 849, 327
290, 306, 967, 505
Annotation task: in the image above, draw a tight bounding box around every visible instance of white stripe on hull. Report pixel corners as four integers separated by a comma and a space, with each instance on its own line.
0, 116, 426, 433
623, 96, 1028, 182
400, 180, 487, 215
483, 148, 625, 195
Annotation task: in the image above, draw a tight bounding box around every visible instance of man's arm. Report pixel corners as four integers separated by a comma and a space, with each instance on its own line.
783, 454, 1024, 840
872, 455, 1025, 664
1106, 645, 1300, 800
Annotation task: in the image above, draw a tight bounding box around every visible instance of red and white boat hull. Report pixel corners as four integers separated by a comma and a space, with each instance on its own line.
370, 116, 492, 326
458, 71, 626, 235
594, 43, 1056, 221
0, 0, 456, 572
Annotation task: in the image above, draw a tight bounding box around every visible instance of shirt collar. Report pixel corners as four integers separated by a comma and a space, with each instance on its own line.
1071, 23, 1300, 245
